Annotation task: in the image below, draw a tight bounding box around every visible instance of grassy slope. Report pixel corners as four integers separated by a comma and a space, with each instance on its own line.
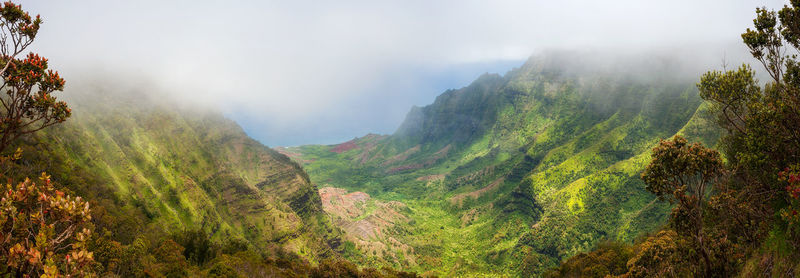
12, 89, 340, 263
291, 55, 720, 276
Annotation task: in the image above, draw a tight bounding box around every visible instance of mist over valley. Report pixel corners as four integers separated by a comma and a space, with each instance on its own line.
0, 1, 798, 277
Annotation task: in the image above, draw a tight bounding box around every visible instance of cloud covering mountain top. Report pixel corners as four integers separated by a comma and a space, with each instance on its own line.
25, 0, 784, 145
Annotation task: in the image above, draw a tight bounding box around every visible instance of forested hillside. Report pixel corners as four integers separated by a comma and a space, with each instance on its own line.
2, 86, 417, 276
548, 4, 800, 277
289, 53, 720, 276
4, 1, 798, 277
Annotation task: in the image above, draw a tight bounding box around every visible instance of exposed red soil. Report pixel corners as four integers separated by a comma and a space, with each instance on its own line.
387, 163, 424, 174
319, 187, 370, 218
433, 144, 452, 156
450, 177, 505, 206
330, 140, 358, 153
416, 174, 445, 181
386, 144, 451, 174
318, 187, 416, 265
381, 145, 421, 166
454, 165, 496, 185
274, 147, 315, 164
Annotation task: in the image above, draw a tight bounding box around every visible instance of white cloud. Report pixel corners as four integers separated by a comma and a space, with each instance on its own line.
22, 0, 788, 145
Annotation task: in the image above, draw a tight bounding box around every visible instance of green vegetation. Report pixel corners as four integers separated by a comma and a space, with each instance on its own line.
0, 4, 420, 275
548, 3, 800, 277
0, 3, 94, 277
6, 1, 798, 276
1, 89, 350, 275
1, 173, 95, 277
292, 53, 720, 276
3, 87, 425, 276
36, 92, 339, 260
0, 1, 70, 156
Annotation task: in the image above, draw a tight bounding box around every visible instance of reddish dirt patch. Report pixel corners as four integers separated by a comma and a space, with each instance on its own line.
460, 208, 483, 226
387, 163, 424, 174
381, 145, 421, 166
330, 140, 358, 153
319, 187, 416, 265
319, 187, 370, 218
357, 144, 380, 165
433, 144, 451, 157
384, 144, 452, 174
274, 147, 314, 164
450, 177, 505, 206
339, 134, 388, 165
451, 165, 496, 188
416, 174, 445, 181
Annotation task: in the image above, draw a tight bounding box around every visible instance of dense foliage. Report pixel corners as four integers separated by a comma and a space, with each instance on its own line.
0, 173, 94, 277
0, 2, 69, 156
1, 92, 432, 276
0, 2, 425, 277
640, 136, 724, 277
0, 3, 90, 277
292, 53, 717, 276
7, 0, 799, 276
549, 2, 800, 277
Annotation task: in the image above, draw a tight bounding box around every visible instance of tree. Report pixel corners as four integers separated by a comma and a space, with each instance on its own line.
633, 2, 800, 276
151, 239, 190, 278
623, 230, 692, 278
0, 4, 92, 276
173, 229, 217, 265
0, 2, 69, 156
0, 173, 94, 277
641, 135, 725, 277
547, 2, 800, 276
698, 0, 800, 251
544, 241, 633, 278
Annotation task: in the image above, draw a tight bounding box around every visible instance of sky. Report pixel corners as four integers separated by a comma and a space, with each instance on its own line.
23, 0, 787, 146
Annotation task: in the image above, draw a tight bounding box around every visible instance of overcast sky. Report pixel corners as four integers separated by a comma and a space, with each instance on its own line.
24, 0, 786, 146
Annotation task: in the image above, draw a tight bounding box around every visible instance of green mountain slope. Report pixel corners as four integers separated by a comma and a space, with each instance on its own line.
289, 54, 720, 276
11, 88, 340, 263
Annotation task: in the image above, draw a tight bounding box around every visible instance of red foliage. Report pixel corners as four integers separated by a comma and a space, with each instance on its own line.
0, 1, 69, 155
778, 165, 800, 223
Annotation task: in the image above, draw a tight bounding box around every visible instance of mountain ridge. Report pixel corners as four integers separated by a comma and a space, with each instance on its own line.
291, 53, 720, 276
8, 87, 343, 263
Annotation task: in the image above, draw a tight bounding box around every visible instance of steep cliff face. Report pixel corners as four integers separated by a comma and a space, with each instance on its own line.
292, 54, 720, 276
392, 73, 506, 150
12, 88, 340, 262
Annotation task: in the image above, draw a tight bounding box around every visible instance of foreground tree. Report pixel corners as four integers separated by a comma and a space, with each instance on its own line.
0, 173, 94, 277
641, 135, 725, 277
639, 1, 800, 276
0, 2, 69, 156
0, 2, 94, 277
550, 2, 800, 277
699, 1, 800, 249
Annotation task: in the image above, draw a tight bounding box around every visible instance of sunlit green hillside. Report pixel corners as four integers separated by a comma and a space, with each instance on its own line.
9, 89, 341, 263
290, 55, 720, 276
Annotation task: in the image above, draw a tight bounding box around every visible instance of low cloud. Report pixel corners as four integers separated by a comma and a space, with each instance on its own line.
25, 0, 786, 145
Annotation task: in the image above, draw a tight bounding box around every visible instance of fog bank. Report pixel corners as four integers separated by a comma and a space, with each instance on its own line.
23, 0, 786, 146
